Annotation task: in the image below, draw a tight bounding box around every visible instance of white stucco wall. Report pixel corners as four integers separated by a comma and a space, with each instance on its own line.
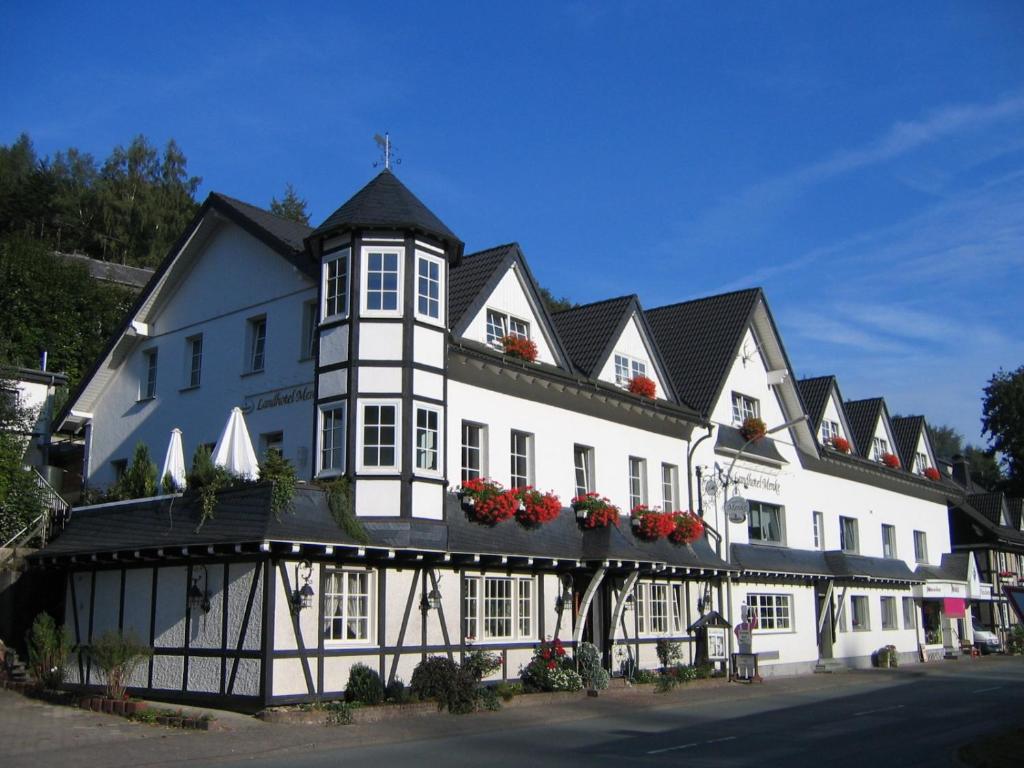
596, 314, 668, 399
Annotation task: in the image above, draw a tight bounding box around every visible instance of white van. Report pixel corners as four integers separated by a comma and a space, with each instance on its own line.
972, 621, 1001, 654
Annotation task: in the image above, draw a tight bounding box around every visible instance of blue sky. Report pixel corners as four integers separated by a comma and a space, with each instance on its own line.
4, 1, 1023, 443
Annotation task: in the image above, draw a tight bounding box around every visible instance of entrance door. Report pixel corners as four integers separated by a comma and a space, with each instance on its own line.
814, 579, 834, 660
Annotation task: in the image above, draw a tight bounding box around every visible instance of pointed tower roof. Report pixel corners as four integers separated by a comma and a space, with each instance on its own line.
311, 170, 463, 260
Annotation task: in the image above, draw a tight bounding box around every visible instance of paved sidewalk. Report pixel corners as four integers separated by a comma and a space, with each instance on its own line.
0, 659, 1008, 768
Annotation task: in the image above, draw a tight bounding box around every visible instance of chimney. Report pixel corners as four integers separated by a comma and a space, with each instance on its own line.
950, 454, 970, 488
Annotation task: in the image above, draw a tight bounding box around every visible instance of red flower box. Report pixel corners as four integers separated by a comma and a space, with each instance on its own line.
628, 375, 656, 399
668, 510, 705, 545
501, 334, 538, 362
459, 478, 518, 525
881, 452, 901, 469
515, 487, 562, 527
740, 417, 767, 442
830, 436, 850, 453
572, 492, 621, 529
923, 467, 941, 481
630, 506, 676, 540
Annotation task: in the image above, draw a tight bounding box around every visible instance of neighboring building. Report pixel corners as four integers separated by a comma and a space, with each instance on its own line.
1, 366, 68, 474
56, 252, 154, 292
33, 170, 988, 710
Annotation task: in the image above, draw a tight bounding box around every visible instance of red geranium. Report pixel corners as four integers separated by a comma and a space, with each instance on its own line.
881, 452, 901, 469
459, 477, 518, 525
923, 467, 941, 481
515, 487, 562, 527
668, 510, 705, 545
628, 375, 656, 399
630, 505, 677, 540
501, 334, 538, 362
830, 436, 851, 453
572, 492, 621, 529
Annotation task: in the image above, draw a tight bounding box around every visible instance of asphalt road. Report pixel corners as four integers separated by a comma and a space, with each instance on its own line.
229, 659, 1022, 768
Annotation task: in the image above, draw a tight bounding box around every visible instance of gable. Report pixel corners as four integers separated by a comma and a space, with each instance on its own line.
911, 430, 935, 473
819, 392, 852, 444
868, 414, 898, 458
595, 313, 669, 399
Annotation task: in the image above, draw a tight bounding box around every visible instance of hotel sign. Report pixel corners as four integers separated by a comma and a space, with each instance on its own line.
241, 383, 314, 415
732, 471, 782, 495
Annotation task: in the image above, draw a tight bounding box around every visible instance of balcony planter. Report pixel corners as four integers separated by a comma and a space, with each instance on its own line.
501, 335, 538, 363
630, 506, 676, 540
458, 478, 517, 525
515, 487, 562, 528
923, 467, 941, 481
572, 493, 621, 529
830, 436, 850, 453
628, 375, 656, 399
740, 417, 767, 442
881, 453, 901, 469
668, 510, 705, 545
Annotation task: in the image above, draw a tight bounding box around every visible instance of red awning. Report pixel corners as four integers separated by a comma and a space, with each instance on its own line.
943, 598, 966, 618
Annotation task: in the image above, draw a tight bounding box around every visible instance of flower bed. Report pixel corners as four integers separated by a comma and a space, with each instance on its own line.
459, 478, 518, 525
628, 375, 656, 399
515, 487, 562, 527
501, 334, 538, 362
881, 452, 901, 469
572, 493, 621, 528
830, 436, 850, 453
740, 417, 767, 442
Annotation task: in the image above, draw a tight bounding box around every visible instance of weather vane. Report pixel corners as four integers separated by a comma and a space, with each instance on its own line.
373, 132, 401, 170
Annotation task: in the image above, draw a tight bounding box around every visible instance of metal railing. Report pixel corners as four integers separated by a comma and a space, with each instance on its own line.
0, 468, 71, 567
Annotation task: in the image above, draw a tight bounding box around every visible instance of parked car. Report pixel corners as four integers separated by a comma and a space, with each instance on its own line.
972, 622, 1001, 654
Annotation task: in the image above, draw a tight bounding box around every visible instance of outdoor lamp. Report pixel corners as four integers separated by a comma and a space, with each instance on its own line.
555, 576, 573, 614
624, 592, 635, 612
188, 565, 211, 613
291, 560, 314, 613
421, 579, 442, 612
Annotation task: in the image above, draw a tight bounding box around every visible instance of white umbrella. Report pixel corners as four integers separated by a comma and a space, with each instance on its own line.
160, 427, 187, 491
212, 407, 260, 480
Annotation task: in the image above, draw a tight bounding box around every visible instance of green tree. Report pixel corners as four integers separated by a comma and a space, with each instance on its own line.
116, 442, 157, 500
982, 365, 1024, 495
538, 285, 575, 314
0, 370, 45, 542
927, 424, 963, 461
962, 445, 1004, 492
269, 183, 310, 225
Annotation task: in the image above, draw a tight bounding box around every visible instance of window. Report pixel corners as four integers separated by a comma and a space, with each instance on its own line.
461, 422, 487, 481
672, 584, 684, 633
649, 584, 669, 633
416, 255, 442, 321
509, 317, 529, 339
914, 452, 929, 474
635, 582, 675, 634
323, 570, 372, 642
747, 593, 792, 631
485, 310, 529, 345
881, 597, 897, 630
414, 405, 440, 473
613, 354, 646, 387
510, 430, 533, 488
259, 431, 283, 458
628, 457, 647, 508
748, 501, 783, 544
662, 464, 678, 510
463, 575, 534, 641
812, 511, 824, 549
850, 595, 870, 631
840, 516, 859, 553
820, 420, 840, 444
141, 348, 158, 399
871, 436, 890, 462
247, 317, 266, 373
319, 404, 346, 474
574, 445, 594, 497
731, 392, 759, 425
361, 402, 398, 469
902, 597, 917, 628
881, 524, 897, 559
323, 248, 349, 319
914, 530, 928, 564
186, 335, 202, 388
364, 250, 401, 313
301, 301, 317, 360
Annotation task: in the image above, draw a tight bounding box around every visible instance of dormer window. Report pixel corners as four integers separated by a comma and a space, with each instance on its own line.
913, 452, 929, 474
486, 309, 529, 346
820, 420, 840, 445
871, 437, 890, 462
614, 354, 646, 387
731, 392, 759, 426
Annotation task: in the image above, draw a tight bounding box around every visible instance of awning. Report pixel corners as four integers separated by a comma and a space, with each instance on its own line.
943, 597, 966, 618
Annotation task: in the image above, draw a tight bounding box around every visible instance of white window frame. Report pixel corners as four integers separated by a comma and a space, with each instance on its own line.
747, 593, 793, 632
731, 392, 760, 426
322, 568, 374, 645
881, 596, 898, 630
613, 353, 647, 387
748, 501, 784, 545
902, 597, 917, 629
635, 581, 681, 636
914, 451, 929, 475
485, 309, 530, 346
463, 574, 535, 642
246, 315, 267, 374
357, 400, 401, 473
628, 456, 647, 508
510, 430, 534, 488
574, 444, 594, 498
840, 516, 859, 554
361, 248, 403, 317
185, 335, 202, 389
317, 402, 347, 477
871, 436, 890, 462
820, 420, 840, 444
461, 421, 487, 482
914, 530, 928, 564
414, 252, 444, 325
881, 523, 897, 559
661, 463, 678, 511
413, 403, 442, 476
141, 348, 158, 400
812, 511, 824, 550
322, 247, 350, 321
850, 595, 870, 631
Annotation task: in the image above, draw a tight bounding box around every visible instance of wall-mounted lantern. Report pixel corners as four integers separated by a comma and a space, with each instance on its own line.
623, 592, 636, 612
555, 575, 573, 614
188, 565, 211, 614
421, 577, 442, 612
291, 560, 315, 613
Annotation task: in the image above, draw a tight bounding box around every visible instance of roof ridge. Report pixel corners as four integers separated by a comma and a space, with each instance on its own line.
845, 396, 884, 406
552, 293, 637, 315
463, 242, 520, 260
647, 286, 761, 314
210, 191, 313, 232
797, 374, 835, 384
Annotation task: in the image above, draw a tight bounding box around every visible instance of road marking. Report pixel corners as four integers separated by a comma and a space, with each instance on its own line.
647, 743, 697, 755
707, 736, 737, 744
854, 704, 905, 716
972, 685, 1003, 693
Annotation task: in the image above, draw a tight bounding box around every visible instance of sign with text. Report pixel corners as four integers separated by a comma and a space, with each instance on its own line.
241, 383, 314, 416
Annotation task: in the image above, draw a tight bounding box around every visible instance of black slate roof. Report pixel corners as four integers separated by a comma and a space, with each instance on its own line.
797, 376, 834, 433
646, 289, 761, 416
915, 551, 971, 582
891, 416, 925, 471
448, 243, 517, 328
968, 492, 1006, 526
844, 398, 885, 459
312, 171, 463, 259
1008, 497, 1023, 531
730, 544, 920, 582
949, 497, 1024, 550
552, 295, 636, 378
211, 193, 312, 253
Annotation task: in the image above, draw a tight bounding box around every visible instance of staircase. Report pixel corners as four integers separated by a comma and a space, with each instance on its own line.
0, 469, 70, 570
814, 659, 847, 673
2, 649, 30, 685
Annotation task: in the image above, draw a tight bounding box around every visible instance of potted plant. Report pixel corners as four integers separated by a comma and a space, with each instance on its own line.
628, 375, 656, 399
830, 436, 851, 453
668, 510, 705, 545
630, 505, 675, 540
500, 334, 538, 362
881, 452, 901, 469
572, 493, 621, 529
458, 478, 518, 525
740, 416, 767, 442
515, 487, 562, 527
923, 467, 941, 481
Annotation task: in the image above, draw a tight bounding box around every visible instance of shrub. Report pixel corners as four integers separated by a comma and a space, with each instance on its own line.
500, 334, 538, 362
82, 630, 152, 700
521, 638, 582, 692
576, 641, 609, 691
459, 478, 518, 525
478, 686, 502, 711
571, 493, 621, 529
515, 487, 562, 527
323, 700, 355, 725
631, 668, 658, 685
628, 375, 656, 398
187, 444, 236, 527
492, 682, 522, 701
668, 510, 705, 545
410, 656, 460, 706
346, 663, 384, 705
116, 442, 157, 500
25, 613, 70, 690
385, 678, 409, 704
655, 638, 683, 671
1007, 626, 1024, 655
462, 649, 502, 682
258, 448, 297, 520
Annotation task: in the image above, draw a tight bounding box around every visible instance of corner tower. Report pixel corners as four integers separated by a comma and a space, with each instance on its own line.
304, 171, 463, 520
